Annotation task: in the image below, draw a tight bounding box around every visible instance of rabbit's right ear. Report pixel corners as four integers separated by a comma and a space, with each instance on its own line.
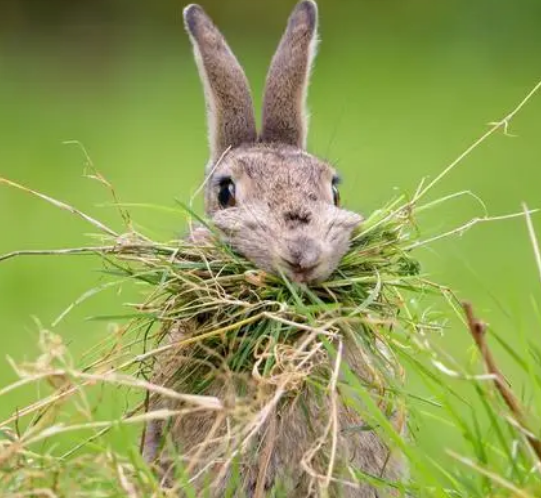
184, 5, 257, 164
260, 1, 318, 149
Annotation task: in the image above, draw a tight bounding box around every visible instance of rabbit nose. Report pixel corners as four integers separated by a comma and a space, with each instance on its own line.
284, 237, 322, 272
284, 209, 311, 226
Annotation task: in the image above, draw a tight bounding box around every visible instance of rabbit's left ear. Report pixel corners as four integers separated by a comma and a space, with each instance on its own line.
260, 1, 319, 149
184, 5, 257, 164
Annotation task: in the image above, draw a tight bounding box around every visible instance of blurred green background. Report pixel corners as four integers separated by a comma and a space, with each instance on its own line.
1, 0, 540, 466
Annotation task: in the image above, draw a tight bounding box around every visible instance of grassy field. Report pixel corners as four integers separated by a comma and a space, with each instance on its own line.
1, 0, 541, 491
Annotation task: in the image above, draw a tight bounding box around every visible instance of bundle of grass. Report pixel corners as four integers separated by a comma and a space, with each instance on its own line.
104, 198, 422, 494
0, 194, 430, 497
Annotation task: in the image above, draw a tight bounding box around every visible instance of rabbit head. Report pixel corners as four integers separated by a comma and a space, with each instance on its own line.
184, 1, 362, 283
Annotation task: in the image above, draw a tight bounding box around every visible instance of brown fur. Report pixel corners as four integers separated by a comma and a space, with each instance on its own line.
260, 1, 318, 148
184, 4, 257, 163
207, 144, 361, 283
142, 2, 406, 496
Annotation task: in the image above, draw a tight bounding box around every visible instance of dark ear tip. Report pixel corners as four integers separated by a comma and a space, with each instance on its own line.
183, 4, 205, 35
299, 0, 318, 12
293, 0, 318, 31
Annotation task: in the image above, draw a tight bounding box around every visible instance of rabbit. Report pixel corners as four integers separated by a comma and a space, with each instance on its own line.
142, 1, 406, 497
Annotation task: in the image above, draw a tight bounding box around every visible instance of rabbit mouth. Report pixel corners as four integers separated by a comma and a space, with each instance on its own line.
281, 263, 319, 284
211, 206, 360, 285
287, 268, 320, 284
278, 255, 325, 284
275, 235, 328, 284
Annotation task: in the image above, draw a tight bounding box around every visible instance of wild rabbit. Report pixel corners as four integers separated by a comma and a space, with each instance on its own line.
142, 1, 405, 496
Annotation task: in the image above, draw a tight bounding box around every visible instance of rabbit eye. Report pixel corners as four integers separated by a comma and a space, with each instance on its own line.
218, 178, 236, 208
332, 176, 340, 206
332, 185, 340, 206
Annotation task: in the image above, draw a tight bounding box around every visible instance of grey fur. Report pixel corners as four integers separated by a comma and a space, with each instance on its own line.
261, 1, 318, 148
142, 2, 405, 496
207, 144, 361, 283
184, 4, 257, 163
